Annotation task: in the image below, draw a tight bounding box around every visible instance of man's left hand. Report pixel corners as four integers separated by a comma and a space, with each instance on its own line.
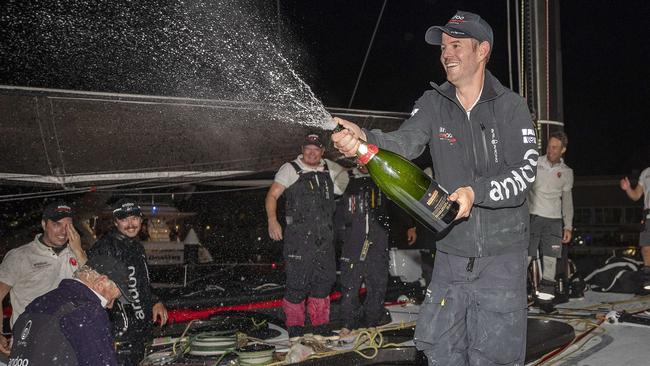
562, 229, 572, 244
406, 227, 417, 245
449, 186, 475, 220
153, 302, 168, 326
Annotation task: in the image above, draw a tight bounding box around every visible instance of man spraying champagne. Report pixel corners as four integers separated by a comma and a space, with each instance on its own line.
332, 10, 538, 366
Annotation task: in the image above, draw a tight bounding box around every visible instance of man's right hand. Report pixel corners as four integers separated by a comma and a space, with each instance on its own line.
268, 219, 283, 241
0, 334, 10, 355
620, 177, 631, 191
331, 117, 366, 157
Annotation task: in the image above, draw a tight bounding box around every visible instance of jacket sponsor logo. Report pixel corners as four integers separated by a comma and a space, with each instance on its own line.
557, 172, 562, 178
438, 127, 457, 144
8, 358, 29, 366
410, 108, 419, 117
522, 128, 537, 144
489, 149, 538, 201
490, 128, 499, 163
20, 320, 32, 340
127, 266, 145, 320
32, 261, 50, 269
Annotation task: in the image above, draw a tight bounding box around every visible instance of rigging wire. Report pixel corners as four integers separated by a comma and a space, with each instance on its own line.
50, 98, 69, 178
1, 152, 288, 181
347, 0, 388, 109
36, 97, 56, 180
532, 318, 605, 366
0, 172, 189, 199
103, 186, 267, 196
0, 174, 267, 202
507, 0, 514, 90
0, 176, 187, 201
545, 0, 551, 120
516, 0, 524, 97
0, 189, 92, 203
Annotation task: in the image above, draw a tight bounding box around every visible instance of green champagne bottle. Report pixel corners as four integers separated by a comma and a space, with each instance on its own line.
336, 126, 459, 232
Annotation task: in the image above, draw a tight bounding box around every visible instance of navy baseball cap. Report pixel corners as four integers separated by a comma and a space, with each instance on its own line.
42, 201, 74, 221
111, 198, 142, 220
303, 134, 324, 148
425, 10, 494, 46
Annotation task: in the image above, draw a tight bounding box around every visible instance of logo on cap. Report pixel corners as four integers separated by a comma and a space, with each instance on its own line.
42, 202, 75, 221
303, 134, 323, 148
55, 205, 71, 212
449, 14, 465, 23
424, 10, 494, 47
112, 199, 142, 219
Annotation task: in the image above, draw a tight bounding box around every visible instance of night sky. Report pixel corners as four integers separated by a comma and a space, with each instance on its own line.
1, 0, 648, 177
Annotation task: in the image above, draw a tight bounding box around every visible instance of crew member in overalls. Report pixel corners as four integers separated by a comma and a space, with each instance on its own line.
337, 163, 392, 335
265, 133, 348, 338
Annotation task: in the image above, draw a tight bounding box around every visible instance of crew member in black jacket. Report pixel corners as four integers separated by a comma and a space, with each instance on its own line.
332, 10, 538, 365
89, 198, 168, 366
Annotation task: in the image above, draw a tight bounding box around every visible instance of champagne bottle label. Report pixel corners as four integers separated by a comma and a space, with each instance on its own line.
358, 144, 378, 165
419, 181, 455, 222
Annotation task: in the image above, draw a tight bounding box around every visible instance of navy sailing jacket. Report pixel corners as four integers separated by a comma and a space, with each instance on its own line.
366, 71, 538, 258
89, 229, 156, 343
10, 279, 117, 366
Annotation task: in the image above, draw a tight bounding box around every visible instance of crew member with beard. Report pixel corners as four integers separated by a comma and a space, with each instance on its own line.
89, 198, 168, 366
0, 201, 87, 356
265, 133, 349, 339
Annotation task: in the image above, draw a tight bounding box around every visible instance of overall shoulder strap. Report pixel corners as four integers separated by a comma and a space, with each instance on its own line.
290, 161, 302, 174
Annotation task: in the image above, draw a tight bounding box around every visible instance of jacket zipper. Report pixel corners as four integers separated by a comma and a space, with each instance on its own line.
477, 122, 490, 257
466, 116, 480, 177
466, 114, 483, 257
479, 122, 489, 172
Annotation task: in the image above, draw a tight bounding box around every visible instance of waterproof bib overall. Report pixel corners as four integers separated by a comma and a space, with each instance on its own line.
282, 162, 337, 327
339, 174, 389, 329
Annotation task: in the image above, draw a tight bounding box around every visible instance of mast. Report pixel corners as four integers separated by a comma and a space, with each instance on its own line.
518, 0, 564, 152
